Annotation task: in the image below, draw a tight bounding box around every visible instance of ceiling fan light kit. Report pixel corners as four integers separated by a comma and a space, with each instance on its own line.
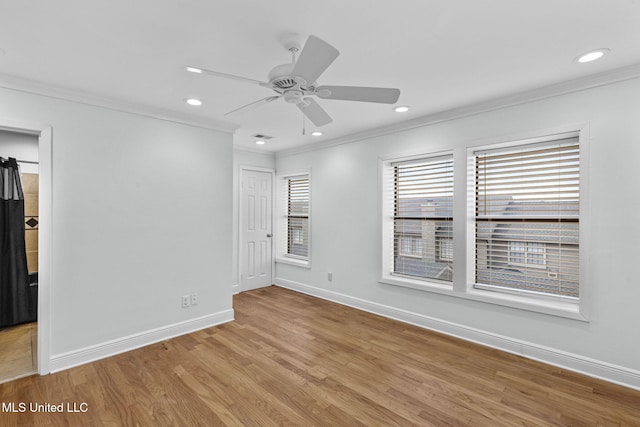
188, 34, 401, 128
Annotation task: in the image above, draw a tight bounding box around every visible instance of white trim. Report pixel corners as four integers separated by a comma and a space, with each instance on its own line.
0, 119, 52, 375
37, 126, 52, 375
577, 124, 591, 320
274, 278, 640, 391
50, 309, 234, 373
379, 150, 456, 291
276, 63, 640, 159
238, 166, 276, 291
275, 256, 312, 269
0, 73, 238, 134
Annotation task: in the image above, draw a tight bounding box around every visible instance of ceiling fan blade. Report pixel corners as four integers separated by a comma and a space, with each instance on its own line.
291, 36, 340, 86
297, 98, 333, 127
316, 85, 401, 104
188, 66, 270, 86
224, 95, 280, 116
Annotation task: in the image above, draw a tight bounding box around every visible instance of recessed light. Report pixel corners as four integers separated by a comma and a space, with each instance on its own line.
311, 131, 323, 137
577, 48, 610, 63
186, 66, 203, 73
185, 98, 202, 106
255, 140, 266, 145
394, 105, 410, 113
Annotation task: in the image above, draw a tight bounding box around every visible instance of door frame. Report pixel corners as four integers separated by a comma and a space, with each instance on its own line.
0, 118, 52, 375
238, 166, 275, 292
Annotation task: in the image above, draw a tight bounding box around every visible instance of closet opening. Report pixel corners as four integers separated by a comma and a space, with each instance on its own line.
0, 123, 51, 383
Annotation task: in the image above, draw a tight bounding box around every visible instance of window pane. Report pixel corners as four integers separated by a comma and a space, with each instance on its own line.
393, 156, 453, 282
287, 177, 309, 258
475, 139, 579, 298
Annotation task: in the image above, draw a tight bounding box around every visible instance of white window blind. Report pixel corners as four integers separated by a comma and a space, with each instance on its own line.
392, 155, 454, 282
287, 176, 309, 259
474, 137, 580, 298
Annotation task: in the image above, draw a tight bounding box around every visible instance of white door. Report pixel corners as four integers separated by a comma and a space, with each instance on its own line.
240, 169, 273, 291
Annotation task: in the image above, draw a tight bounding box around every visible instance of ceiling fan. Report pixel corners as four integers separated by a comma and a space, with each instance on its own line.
187, 34, 401, 127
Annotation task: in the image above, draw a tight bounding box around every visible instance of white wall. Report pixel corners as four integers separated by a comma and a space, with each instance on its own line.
275, 77, 640, 383
232, 148, 275, 292
0, 87, 234, 364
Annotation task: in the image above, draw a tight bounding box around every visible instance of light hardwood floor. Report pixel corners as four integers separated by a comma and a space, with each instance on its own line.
1, 286, 639, 426
0, 322, 37, 384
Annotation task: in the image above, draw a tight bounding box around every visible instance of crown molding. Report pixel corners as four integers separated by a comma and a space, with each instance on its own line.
0, 72, 239, 134
276, 62, 640, 158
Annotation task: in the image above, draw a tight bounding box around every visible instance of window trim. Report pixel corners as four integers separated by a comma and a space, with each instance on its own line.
379, 124, 590, 321
276, 169, 312, 268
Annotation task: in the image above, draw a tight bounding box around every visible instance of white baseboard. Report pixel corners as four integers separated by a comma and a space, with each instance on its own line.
275, 278, 640, 391
49, 309, 234, 373
232, 283, 240, 295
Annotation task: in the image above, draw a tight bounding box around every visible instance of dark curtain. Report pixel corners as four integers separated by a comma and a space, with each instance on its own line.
0, 157, 31, 327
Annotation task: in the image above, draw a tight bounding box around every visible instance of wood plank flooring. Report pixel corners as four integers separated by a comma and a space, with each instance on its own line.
1, 286, 639, 426
0, 322, 37, 384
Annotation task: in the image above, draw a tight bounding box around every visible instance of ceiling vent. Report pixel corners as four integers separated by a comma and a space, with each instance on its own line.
252, 134, 273, 139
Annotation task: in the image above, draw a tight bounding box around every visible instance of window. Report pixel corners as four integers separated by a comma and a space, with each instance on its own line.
474, 137, 580, 299
291, 227, 304, 245
380, 128, 586, 318
438, 238, 453, 262
508, 241, 546, 267
276, 172, 311, 266
383, 154, 454, 283
287, 176, 309, 259
399, 235, 423, 257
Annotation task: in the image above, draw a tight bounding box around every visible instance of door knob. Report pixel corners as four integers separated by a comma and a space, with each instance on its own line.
266, 234, 273, 238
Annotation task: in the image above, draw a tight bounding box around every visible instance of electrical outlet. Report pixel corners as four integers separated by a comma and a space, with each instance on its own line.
191, 293, 198, 306
328, 272, 333, 282
182, 295, 190, 308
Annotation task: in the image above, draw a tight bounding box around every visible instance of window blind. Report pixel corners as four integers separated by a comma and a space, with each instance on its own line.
474, 138, 580, 298
287, 176, 309, 258
392, 155, 454, 282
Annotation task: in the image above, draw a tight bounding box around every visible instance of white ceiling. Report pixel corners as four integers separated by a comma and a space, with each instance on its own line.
1, 0, 639, 152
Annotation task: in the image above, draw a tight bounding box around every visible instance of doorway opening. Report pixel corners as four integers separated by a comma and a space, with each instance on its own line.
0, 121, 51, 383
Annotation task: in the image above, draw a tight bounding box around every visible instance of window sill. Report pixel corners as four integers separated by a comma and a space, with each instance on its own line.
380, 275, 453, 293
465, 287, 585, 320
276, 256, 311, 269
379, 275, 587, 321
